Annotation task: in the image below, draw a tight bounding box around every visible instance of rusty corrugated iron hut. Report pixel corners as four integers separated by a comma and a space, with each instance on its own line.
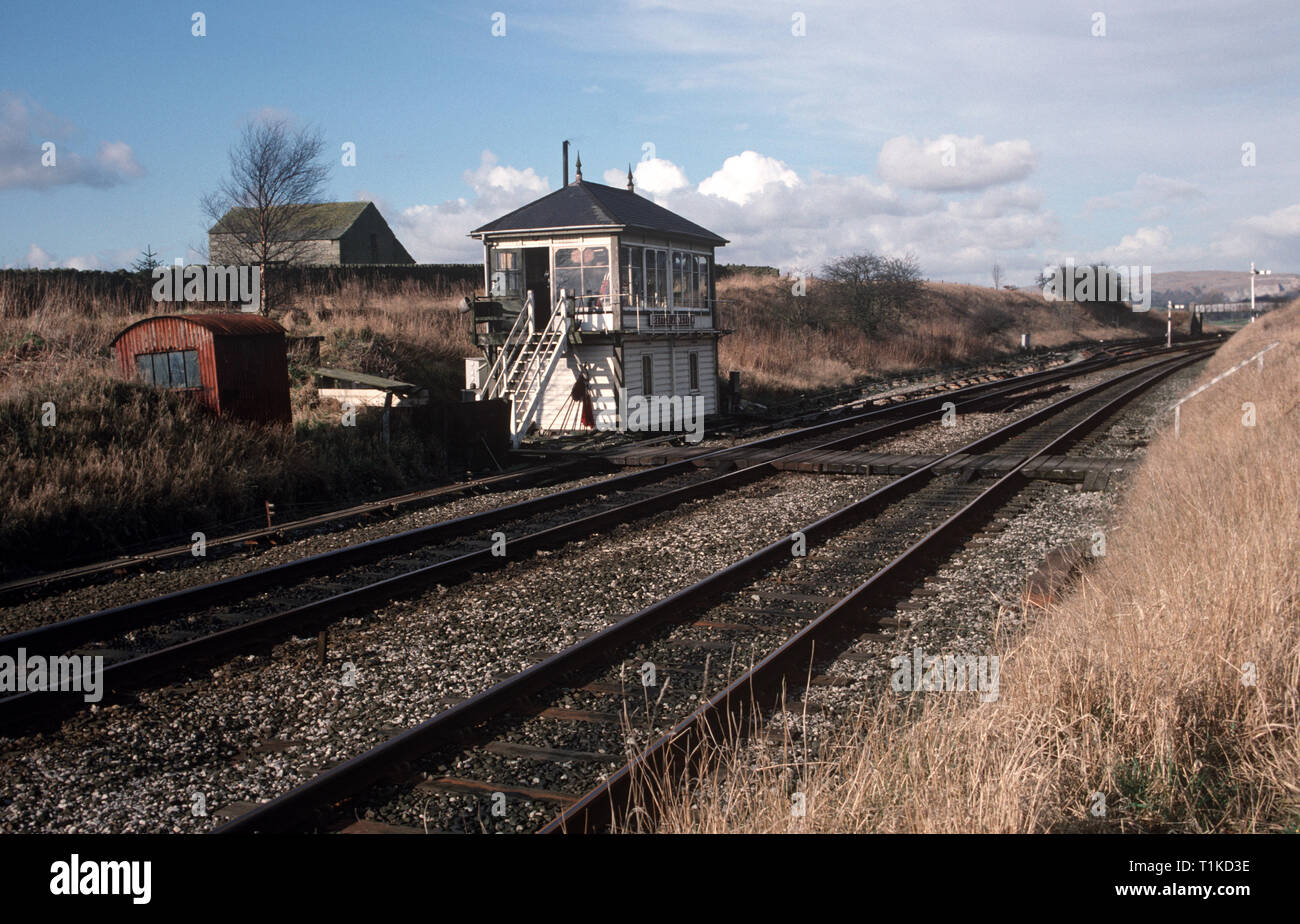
111, 313, 292, 424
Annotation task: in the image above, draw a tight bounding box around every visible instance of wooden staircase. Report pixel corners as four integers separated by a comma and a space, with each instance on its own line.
479, 290, 570, 447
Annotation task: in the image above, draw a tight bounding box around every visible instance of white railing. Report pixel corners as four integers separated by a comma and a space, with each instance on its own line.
507, 293, 570, 445
481, 290, 534, 399
556, 292, 725, 332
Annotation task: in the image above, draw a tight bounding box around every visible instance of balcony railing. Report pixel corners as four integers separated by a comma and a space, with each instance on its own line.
565, 292, 728, 333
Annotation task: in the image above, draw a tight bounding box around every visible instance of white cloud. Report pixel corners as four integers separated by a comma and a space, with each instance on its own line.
1241, 203, 1300, 238
392, 148, 1057, 280
390, 151, 553, 261
0, 92, 145, 190
646, 155, 1055, 279
95, 140, 144, 178
462, 149, 548, 200
1084, 173, 1206, 220
878, 134, 1035, 192
1087, 226, 1175, 265
10, 243, 137, 270
23, 244, 55, 267
698, 151, 800, 205
603, 157, 690, 196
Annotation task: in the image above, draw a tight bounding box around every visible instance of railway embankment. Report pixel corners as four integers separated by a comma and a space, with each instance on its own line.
651, 302, 1300, 833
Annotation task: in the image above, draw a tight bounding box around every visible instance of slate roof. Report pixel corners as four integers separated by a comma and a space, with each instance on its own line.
209, 201, 372, 241
471, 181, 727, 245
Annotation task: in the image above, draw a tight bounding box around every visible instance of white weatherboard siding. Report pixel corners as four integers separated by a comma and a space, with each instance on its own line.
529, 337, 717, 433
624, 336, 718, 416
534, 344, 620, 432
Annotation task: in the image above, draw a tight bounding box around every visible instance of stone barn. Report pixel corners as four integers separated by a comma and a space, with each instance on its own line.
208, 201, 414, 266
112, 313, 292, 424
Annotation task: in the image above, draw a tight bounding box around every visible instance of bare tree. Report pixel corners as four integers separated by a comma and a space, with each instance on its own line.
992, 262, 1002, 289
201, 118, 330, 314
821, 251, 923, 334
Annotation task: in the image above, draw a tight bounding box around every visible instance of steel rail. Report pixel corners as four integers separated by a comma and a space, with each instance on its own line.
0, 345, 1155, 665
212, 346, 1213, 834
0, 349, 1161, 732
541, 348, 1210, 833
0, 336, 1200, 602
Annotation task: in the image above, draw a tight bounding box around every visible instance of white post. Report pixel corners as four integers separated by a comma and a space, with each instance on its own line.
1174, 404, 1180, 439
1166, 300, 1172, 348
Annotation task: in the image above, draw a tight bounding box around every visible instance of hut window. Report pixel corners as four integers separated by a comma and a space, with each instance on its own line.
554, 246, 609, 305
641, 353, 654, 396
619, 246, 645, 308
135, 350, 201, 388
490, 249, 522, 298
688, 352, 700, 391
673, 251, 707, 309
644, 249, 668, 308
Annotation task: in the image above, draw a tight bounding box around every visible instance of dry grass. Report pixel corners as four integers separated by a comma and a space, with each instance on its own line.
0, 269, 1175, 574
645, 301, 1300, 833
0, 277, 472, 574
718, 273, 1170, 400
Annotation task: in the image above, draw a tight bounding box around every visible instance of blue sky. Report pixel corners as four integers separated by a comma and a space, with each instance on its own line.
2, 0, 1298, 284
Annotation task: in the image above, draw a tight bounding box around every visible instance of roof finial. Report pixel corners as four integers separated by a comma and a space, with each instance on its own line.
574, 152, 582, 182
627, 164, 634, 191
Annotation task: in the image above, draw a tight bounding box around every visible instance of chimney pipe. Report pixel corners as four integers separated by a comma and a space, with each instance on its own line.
563, 141, 569, 186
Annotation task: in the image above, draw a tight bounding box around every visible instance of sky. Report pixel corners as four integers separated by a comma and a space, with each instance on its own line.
1, 0, 1298, 285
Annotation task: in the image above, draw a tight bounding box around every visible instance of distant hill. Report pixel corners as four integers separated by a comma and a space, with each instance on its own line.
1148, 270, 1300, 306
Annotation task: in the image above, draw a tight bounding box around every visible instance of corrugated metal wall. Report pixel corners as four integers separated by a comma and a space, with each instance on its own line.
112, 317, 218, 413
211, 333, 292, 423
112, 317, 291, 424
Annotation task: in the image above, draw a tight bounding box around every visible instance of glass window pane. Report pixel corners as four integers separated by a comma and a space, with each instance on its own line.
184, 350, 201, 387
135, 354, 153, 383
152, 354, 169, 385
582, 266, 609, 299
169, 351, 186, 388
581, 246, 608, 267
555, 268, 581, 299
554, 248, 580, 268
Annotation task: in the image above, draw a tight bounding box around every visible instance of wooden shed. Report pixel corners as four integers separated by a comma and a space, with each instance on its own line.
111, 313, 292, 424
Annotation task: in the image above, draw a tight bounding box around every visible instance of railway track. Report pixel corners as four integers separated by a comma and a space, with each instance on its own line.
0, 343, 1195, 733
205, 344, 1214, 834
0, 336, 1185, 604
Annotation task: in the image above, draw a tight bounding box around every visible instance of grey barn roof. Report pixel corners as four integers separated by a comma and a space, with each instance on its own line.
209, 201, 372, 241
471, 180, 727, 245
